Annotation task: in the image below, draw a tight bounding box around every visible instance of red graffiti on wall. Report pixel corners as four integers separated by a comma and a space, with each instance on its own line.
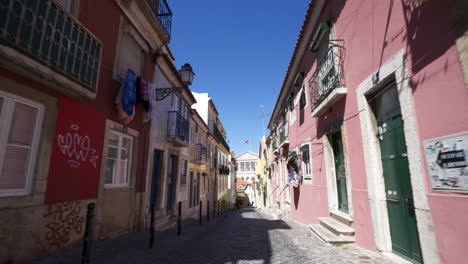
43, 201, 84, 250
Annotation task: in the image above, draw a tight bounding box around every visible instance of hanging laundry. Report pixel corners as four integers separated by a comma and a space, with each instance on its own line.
140, 78, 151, 112
144, 82, 156, 123
122, 69, 137, 115
115, 76, 135, 125
141, 78, 149, 100
136, 76, 143, 104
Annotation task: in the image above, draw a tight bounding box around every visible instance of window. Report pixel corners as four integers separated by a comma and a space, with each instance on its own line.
299, 89, 307, 110
181, 160, 188, 184
301, 144, 312, 184
105, 131, 133, 187
189, 171, 193, 208
0, 92, 43, 196
281, 108, 287, 123
195, 173, 200, 205
290, 95, 298, 125
114, 19, 147, 80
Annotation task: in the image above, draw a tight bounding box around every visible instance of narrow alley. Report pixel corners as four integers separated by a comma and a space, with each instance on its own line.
31, 209, 391, 264
1, 0, 467, 263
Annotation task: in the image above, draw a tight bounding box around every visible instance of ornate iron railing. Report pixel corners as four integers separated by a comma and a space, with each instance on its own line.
279, 122, 288, 145
167, 111, 189, 142
195, 144, 207, 163
0, 0, 102, 92
146, 0, 172, 38
309, 47, 345, 108
209, 120, 230, 152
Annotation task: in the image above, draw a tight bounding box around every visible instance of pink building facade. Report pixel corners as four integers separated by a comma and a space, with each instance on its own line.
267, 0, 468, 263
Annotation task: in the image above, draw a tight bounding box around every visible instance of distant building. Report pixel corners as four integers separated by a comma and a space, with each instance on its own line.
236, 152, 259, 182
235, 178, 255, 207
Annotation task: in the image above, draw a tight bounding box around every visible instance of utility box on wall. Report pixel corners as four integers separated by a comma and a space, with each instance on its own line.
423, 131, 468, 193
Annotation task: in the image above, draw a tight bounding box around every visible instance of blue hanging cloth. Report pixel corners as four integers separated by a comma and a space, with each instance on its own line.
122, 69, 137, 115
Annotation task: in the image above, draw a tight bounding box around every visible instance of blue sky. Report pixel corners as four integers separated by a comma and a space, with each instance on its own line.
168, 0, 309, 156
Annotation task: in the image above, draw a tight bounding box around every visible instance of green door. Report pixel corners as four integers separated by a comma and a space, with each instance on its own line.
371, 83, 422, 263
331, 131, 348, 213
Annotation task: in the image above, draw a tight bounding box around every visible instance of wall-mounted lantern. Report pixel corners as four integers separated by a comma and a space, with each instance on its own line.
155, 63, 195, 101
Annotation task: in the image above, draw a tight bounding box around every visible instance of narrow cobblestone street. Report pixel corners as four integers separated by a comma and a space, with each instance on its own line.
32, 209, 393, 264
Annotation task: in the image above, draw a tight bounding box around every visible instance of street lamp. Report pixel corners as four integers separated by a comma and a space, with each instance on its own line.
155, 63, 195, 101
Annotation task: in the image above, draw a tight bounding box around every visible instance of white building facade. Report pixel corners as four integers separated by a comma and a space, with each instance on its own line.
236, 152, 259, 183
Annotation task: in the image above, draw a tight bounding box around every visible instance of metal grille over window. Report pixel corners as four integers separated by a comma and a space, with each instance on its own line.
0, 0, 102, 92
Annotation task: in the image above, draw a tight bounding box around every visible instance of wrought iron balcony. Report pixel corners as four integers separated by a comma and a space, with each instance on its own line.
0, 0, 102, 94
309, 47, 346, 115
167, 111, 189, 145
218, 165, 230, 175
271, 136, 278, 150
279, 122, 289, 146
146, 0, 172, 38
209, 121, 230, 152
195, 144, 207, 164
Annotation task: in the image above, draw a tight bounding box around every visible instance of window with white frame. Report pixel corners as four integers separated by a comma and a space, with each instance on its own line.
290, 95, 298, 125
301, 144, 312, 184
104, 131, 133, 187
299, 86, 307, 110
181, 160, 188, 184
0, 92, 43, 196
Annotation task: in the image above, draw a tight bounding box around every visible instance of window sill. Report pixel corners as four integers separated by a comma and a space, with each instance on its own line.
0, 189, 30, 198
104, 184, 132, 190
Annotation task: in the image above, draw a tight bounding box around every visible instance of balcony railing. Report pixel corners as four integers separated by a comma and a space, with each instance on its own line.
195, 144, 207, 164
279, 122, 289, 146
146, 0, 172, 38
209, 121, 230, 152
0, 0, 102, 92
272, 136, 278, 150
167, 111, 189, 143
309, 47, 345, 108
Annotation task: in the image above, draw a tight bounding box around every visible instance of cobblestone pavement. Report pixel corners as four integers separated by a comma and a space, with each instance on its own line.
32, 208, 394, 264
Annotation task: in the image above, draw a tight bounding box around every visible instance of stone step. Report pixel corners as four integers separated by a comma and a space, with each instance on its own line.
318, 217, 355, 236
154, 215, 171, 229
309, 224, 355, 244
330, 210, 353, 226
156, 219, 176, 231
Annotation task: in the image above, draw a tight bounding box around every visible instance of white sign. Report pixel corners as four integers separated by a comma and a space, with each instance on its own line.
423, 131, 468, 193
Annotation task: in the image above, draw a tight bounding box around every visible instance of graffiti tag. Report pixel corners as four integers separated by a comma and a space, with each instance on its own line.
43, 201, 84, 250
57, 124, 99, 168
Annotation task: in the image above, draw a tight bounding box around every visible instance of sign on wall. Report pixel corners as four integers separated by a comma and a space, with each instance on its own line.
423, 131, 468, 193
45, 97, 105, 203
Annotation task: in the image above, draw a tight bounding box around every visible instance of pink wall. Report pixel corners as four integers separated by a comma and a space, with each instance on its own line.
274, 0, 468, 260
